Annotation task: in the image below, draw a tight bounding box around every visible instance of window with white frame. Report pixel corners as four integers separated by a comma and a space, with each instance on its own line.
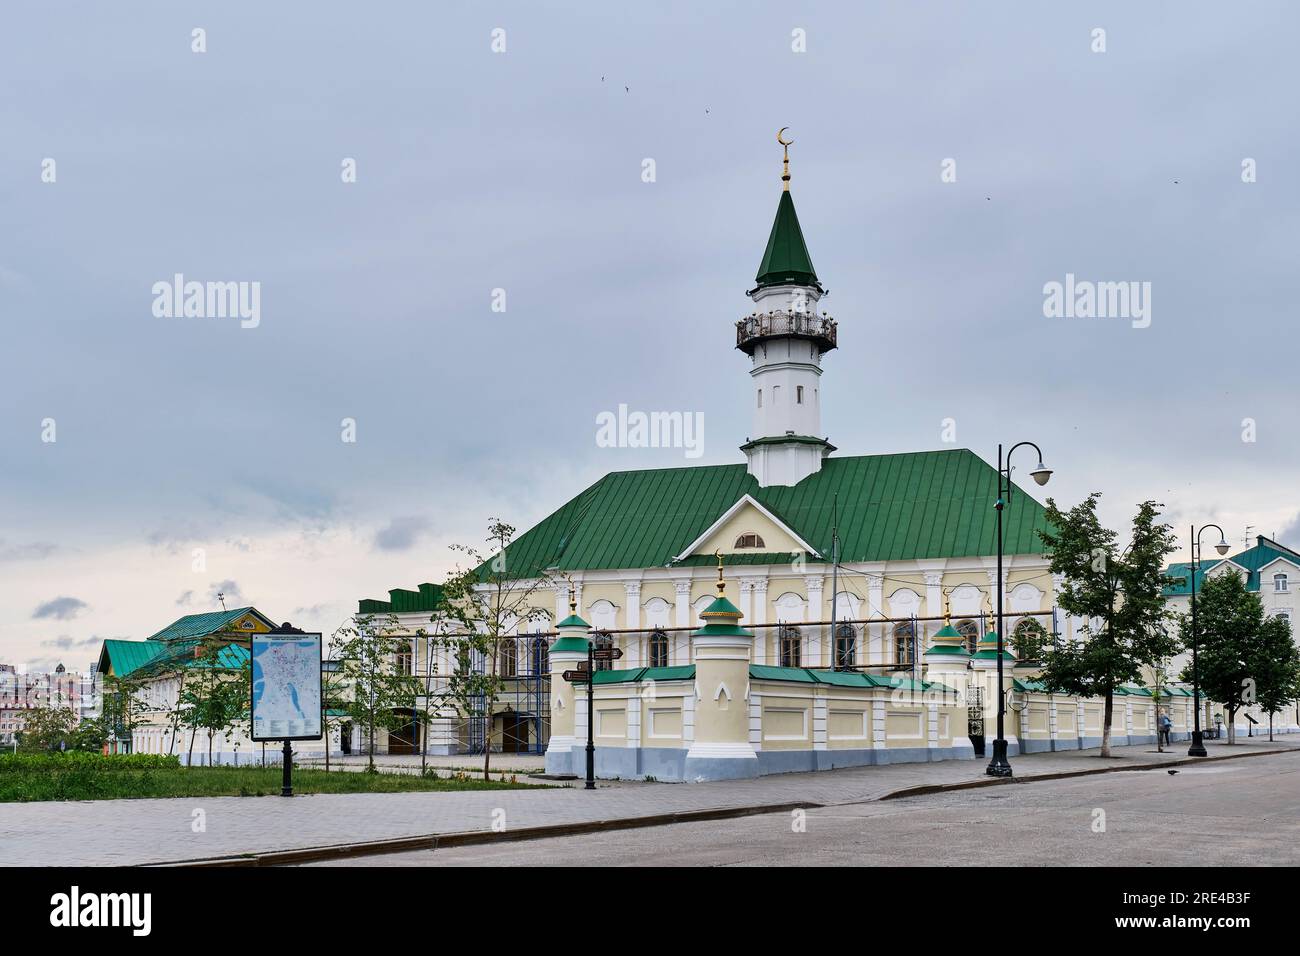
1275, 572, 1289, 593
779, 625, 802, 668
648, 630, 669, 668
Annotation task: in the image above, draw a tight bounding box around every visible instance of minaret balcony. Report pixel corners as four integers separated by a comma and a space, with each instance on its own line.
735, 310, 837, 355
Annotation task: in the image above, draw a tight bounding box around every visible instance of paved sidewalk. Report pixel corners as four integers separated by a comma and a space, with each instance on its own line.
295, 753, 548, 776
3, 737, 1295, 866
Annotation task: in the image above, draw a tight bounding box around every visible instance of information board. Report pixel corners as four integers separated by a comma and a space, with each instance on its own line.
250, 632, 323, 741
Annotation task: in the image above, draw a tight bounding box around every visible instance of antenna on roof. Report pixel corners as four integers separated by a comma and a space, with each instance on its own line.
217, 591, 227, 611
1243, 526, 1255, 549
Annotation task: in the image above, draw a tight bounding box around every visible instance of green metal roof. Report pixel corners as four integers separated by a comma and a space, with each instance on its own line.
98, 637, 250, 679
477, 449, 1050, 578
98, 639, 167, 678
146, 607, 271, 642
1162, 536, 1300, 597
1013, 678, 1049, 693
584, 663, 956, 695
358, 583, 445, 615
549, 636, 591, 654
755, 190, 820, 290
1161, 560, 1221, 597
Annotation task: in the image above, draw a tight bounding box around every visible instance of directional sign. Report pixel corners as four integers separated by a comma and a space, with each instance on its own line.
563, 669, 591, 683
592, 646, 623, 661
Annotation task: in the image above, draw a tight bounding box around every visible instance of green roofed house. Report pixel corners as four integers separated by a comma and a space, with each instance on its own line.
1161, 534, 1300, 739
94, 606, 342, 763
359, 136, 1093, 778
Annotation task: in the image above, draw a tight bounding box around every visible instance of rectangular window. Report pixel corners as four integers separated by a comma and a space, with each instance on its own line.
772, 385, 780, 404
796, 385, 804, 404
756, 389, 762, 408
1275, 574, 1288, 593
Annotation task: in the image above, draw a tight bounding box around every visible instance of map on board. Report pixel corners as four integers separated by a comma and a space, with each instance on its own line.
251, 633, 322, 741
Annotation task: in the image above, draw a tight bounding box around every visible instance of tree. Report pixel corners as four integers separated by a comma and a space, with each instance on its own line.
15, 707, 78, 753
100, 673, 147, 753
1181, 572, 1298, 744
334, 613, 422, 773
320, 644, 351, 773
440, 519, 554, 781
1036, 495, 1179, 757
1252, 616, 1300, 742
178, 650, 252, 765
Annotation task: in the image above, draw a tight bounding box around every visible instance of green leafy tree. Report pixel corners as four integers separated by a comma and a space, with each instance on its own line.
1036, 495, 1179, 757
1180, 572, 1298, 744
320, 645, 351, 773
1252, 616, 1300, 742
70, 715, 111, 752
16, 707, 78, 753
178, 650, 252, 765
441, 519, 553, 781
334, 613, 422, 773
101, 673, 147, 753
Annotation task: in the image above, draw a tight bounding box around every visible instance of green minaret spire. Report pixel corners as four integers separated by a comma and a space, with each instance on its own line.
754, 130, 820, 290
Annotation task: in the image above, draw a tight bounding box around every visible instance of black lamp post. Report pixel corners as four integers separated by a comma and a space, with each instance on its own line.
986, 441, 1053, 778
1187, 523, 1230, 757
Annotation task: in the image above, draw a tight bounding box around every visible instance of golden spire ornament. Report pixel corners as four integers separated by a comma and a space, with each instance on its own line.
714, 549, 726, 596
777, 127, 793, 191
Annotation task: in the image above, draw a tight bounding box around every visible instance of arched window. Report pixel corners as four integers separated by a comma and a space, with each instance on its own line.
834, 623, 857, 671
779, 625, 802, 668
893, 622, 915, 666
734, 532, 766, 549
648, 629, 669, 668
1275, 573, 1289, 593
531, 637, 549, 677
498, 639, 517, 678
956, 619, 979, 656
1012, 618, 1048, 660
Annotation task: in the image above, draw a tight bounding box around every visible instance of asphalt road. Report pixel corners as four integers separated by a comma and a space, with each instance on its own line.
306, 751, 1300, 866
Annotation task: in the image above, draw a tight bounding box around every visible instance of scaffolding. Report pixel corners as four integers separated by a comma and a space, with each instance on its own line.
444, 634, 551, 756
406, 608, 1059, 756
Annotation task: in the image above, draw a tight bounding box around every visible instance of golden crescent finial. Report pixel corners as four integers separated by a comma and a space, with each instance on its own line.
714, 549, 726, 595
776, 128, 792, 190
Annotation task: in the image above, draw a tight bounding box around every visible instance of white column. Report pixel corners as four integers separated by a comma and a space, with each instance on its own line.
805, 574, 825, 668
924, 571, 944, 649
866, 572, 884, 665
673, 579, 692, 665
554, 582, 569, 623
737, 578, 754, 625
624, 581, 642, 669
751, 579, 769, 664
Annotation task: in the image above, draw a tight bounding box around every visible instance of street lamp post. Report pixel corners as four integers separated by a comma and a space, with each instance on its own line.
986, 441, 1053, 778
1187, 523, 1230, 757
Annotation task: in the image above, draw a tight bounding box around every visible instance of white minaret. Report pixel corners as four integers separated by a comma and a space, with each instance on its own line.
736, 129, 837, 488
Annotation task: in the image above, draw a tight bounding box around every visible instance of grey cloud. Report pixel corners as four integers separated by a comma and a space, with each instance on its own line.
40, 635, 105, 650
208, 580, 244, 606
374, 517, 434, 552
32, 596, 88, 621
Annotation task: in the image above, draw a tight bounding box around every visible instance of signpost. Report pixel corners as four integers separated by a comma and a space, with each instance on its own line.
250, 623, 323, 797
570, 642, 621, 790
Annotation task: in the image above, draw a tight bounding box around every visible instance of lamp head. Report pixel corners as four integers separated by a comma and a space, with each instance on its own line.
1214, 538, 1230, 556
1028, 462, 1053, 486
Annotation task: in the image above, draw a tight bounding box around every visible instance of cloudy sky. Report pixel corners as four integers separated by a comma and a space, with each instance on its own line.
2, 1, 1297, 672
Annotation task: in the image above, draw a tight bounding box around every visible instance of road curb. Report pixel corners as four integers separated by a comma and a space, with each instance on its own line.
153, 801, 820, 867
152, 745, 1297, 867
876, 745, 1296, 801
